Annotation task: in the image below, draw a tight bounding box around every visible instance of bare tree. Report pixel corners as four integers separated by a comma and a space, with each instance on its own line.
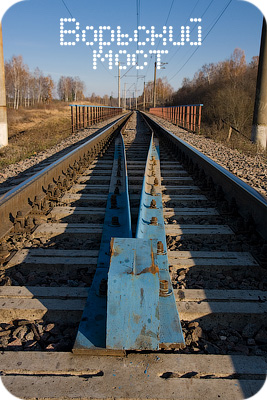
171, 48, 258, 137
5, 55, 55, 107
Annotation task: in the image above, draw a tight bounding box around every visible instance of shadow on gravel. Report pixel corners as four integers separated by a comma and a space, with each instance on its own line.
1, 112, 266, 399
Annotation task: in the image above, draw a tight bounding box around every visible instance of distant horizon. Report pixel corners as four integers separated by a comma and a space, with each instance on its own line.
1, 0, 267, 99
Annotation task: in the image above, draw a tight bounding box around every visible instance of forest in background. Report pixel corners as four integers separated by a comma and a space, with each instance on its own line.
4, 48, 259, 142
168, 48, 258, 139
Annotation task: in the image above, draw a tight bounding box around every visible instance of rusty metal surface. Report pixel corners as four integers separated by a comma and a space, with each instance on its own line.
142, 112, 267, 241
0, 113, 131, 240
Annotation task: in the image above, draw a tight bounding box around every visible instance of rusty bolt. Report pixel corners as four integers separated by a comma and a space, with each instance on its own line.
157, 241, 164, 254
47, 183, 55, 195
154, 177, 159, 186
159, 280, 171, 297
150, 185, 156, 196
150, 199, 157, 208
33, 195, 42, 211
42, 199, 49, 212
14, 211, 25, 232
111, 216, 120, 226
150, 216, 158, 225
54, 188, 61, 198
67, 167, 73, 178
25, 217, 35, 231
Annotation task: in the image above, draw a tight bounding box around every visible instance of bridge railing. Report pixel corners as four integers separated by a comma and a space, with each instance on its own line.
149, 104, 203, 133
70, 105, 123, 133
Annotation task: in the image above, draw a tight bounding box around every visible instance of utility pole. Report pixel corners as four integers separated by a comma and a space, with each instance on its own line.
118, 62, 121, 108
135, 86, 137, 110
153, 61, 157, 108
124, 82, 126, 109
143, 81, 146, 110
251, 17, 267, 150
0, 22, 8, 148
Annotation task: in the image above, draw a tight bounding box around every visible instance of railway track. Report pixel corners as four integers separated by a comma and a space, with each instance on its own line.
0, 111, 266, 399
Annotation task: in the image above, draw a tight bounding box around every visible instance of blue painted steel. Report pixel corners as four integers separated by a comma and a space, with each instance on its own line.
136, 134, 185, 348
73, 133, 132, 352
106, 238, 160, 350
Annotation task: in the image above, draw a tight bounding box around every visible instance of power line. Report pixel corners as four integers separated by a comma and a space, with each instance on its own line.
164, 0, 215, 77
165, 0, 175, 26
61, 0, 74, 18
166, 0, 214, 66
144, 0, 176, 81
169, 0, 233, 82
60, 0, 115, 79
136, 0, 141, 92
144, 0, 203, 83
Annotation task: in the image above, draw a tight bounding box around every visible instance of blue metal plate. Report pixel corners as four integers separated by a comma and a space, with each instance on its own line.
106, 238, 160, 350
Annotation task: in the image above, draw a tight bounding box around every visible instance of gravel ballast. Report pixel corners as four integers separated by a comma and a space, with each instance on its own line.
145, 113, 267, 199
1, 112, 266, 199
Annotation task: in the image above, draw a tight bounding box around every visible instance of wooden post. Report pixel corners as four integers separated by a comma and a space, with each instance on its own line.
227, 126, 232, 141
198, 105, 202, 132
78, 107, 81, 130
75, 106, 78, 131
71, 106, 74, 133
83, 107, 85, 128
193, 106, 197, 132
186, 106, 190, 130
182, 106, 185, 128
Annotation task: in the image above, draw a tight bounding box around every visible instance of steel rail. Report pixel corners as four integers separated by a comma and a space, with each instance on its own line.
142, 112, 267, 241
0, 113, 132, 240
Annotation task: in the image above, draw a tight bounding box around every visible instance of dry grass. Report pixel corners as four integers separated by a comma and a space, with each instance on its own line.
0, 102, 73, 169
200, 123, 267, 159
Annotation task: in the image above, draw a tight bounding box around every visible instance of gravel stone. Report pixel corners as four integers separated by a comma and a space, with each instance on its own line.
242, 323, 259, 338
13, 326, 28, 339
7, 338, 23, 350
255, 328, 267, 344
147, 114, 267, 198
233, 344, 249, 355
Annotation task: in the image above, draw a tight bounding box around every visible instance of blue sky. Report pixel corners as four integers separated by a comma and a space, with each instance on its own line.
1, 0, 266, 98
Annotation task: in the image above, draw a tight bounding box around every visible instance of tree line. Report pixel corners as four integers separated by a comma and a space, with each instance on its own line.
169, 48, 258, 137
4, 55, 86, 108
